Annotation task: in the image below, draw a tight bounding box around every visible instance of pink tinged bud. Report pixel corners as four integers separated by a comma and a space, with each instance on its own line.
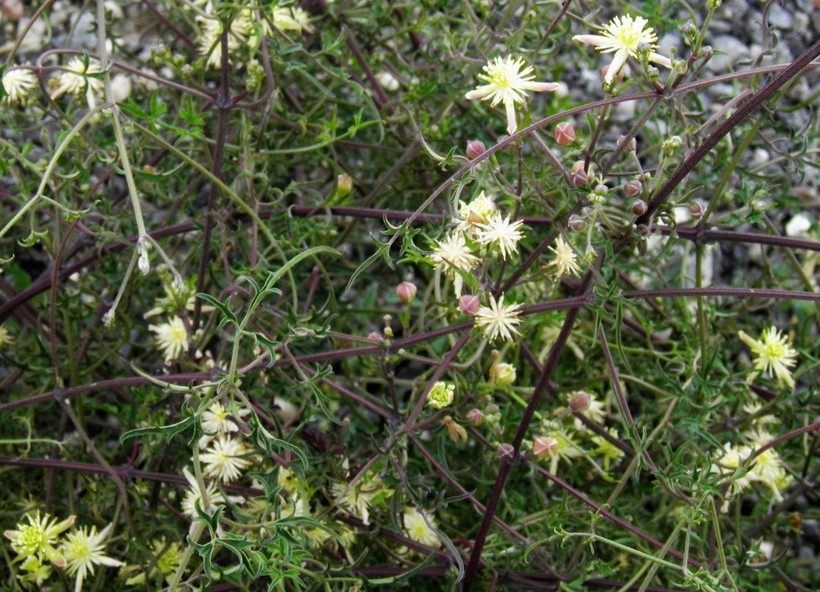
396, 281, 417, 304
367, 331, 383, 342
568, 214, 585, 232
624, 180, 643, 198
554, 122, 576, 146
569, 161, 589, 187
689, 200, 706, 219
532, 436, 558, 459
467, 408, 484, 426
497, 443, 515, 460
569, 391, 591, 412
459, 295, 480, 316
466, 140, 486, 159
618, 135, 637, 153
631, 200, 648, 216
336, 174, 353, 198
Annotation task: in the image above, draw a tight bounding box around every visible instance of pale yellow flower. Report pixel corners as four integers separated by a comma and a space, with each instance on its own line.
456, 191, 497, 234
591, 429, 625, 470
2, 68, 38, 104
465, 55, 559, 134
149, 316, 188, 363
0, 324, 14, 348
18, 555, 51, 587
738, 326, 798, 388
200, 436, 253, 483
199, 401, 250, 447
750, 449, 792, 503
712, 443, 754, 498
426, 381, 455, 410
180, 467, 244, 518
545, 235, 581, 279
403, 507, 440, 547
474, 293, 522, 342
573, 15, 672, 84
4, 511, 75, 567
60, 524, 123, 592
331, 473, 384, 525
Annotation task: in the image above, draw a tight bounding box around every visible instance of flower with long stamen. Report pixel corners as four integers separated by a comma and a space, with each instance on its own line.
60, 524, 123, 592
474, 293, 522, 342
475, 213, 525, 260
465, 55, 559, 134
4, 511, 76, 567
149, 316, 188, 363
738, 326, 798, 388
573, 15, 672, 85
545, 235, 582, 279
200, 436, 253, 483
404, 507, 440, 547
430, 231, 479, 296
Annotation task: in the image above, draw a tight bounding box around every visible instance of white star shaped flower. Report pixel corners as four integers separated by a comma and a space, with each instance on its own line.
465, 55, 559, 134
474, 293, 523, 342
738, 326, 798, 389
403, 507, 440, 547
200, 436, 253, 483
573, 15, 672, 85
430, 231, 479, 296
2, 68, 38, 104
475, 213, 525, 260
60, 524, 123, 592
149, 316, 188, 363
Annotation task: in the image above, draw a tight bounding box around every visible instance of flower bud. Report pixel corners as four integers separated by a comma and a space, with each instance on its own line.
367, 331, 383, 342
569, 161, 589, 187
336, 174, 353, 199
631, 199, 648, 216
489, 362, 516, 386
568, 214, 585, 232
1, 0, 24, 21
689, 200, 706, 219
459, 295, 480, 316
532, 436, 558, 459
661, 136, 683, 157
554, 122, 576, 146
497, 443, 515, 460
618, 135, 637, 154
467, 408, 484, 426
396, 281, 417, 304
681, 20, 697, 41
700, 45, 713, 61
569, 391, 591, 413
623, 180, 643, 198
466, 140, 486, 160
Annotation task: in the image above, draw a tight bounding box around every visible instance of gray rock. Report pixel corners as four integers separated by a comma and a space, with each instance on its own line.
767, 4, 793, 30
707, 36, 751, 72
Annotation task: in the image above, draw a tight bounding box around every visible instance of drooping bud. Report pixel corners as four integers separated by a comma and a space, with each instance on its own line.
569, 391, 591, 413
623, 180, 643, 198
396, 281, 417, 304
532, 436, 558, 459
466, 140, 486, 160
489, 361, 516, 386
554, 122, 576, 146
467, 408, 484, 426
459, 295, 480, 316
631, 200, 648, 216
618, 135, 637, 154
568, 214, 585, 232
497, 443, 515, 460
689, 200, 706, 219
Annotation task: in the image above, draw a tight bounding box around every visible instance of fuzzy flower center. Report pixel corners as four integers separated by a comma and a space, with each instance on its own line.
600, 15, 657, 54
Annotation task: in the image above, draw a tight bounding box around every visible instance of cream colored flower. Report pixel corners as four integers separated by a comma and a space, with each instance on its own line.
50, 58, 104, 108
199, 401, 250, 447
2, 68, 38, 104
427, 381, 455, 410
60, 524, 123, 592
465, 55, 559, 134
456, 191, 497, 234
194, 3, 255, 69
269, 6, 313, 34
331, 474, 383, 525
474, 293, 522, 342
180, 467, 244, 518
200, 436, 253, 483
712, 443, 754, 497
403, 507, 440, 547
545, 235, 581, 279
750, 449, 791, 503
475, 213, 525, 260
4, 511, 75, 567
738, 326, 798, 388
18, 555, 52, 586
430, 231, 479, 296
149, 316, 188, 363
573, 15, 672, 85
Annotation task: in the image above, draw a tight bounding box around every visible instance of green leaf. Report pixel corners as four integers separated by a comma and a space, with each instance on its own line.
120, 414, 197, 444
